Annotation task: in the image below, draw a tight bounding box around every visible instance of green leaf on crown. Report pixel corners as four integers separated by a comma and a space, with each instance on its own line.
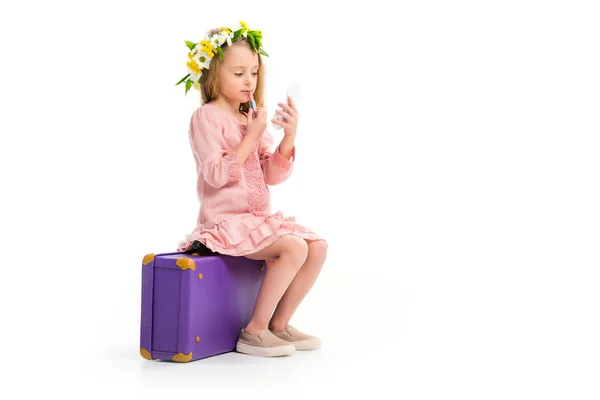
233, 29, 243, 41
247, 33, 256, 50
175, 74, 190, 86
217, 47, 224, 59
185, 79, 192, 94
185, 41, 196, 51
259, 48, 269, 57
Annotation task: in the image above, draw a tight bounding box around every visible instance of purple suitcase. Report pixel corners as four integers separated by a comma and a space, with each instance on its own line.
140, 251, 266, 362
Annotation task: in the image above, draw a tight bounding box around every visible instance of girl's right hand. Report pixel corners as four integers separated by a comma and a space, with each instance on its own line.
246, 107, 267, 140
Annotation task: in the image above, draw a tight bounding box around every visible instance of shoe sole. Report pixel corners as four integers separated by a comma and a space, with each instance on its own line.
236, 342, 296, 357
291, 338, 321, 351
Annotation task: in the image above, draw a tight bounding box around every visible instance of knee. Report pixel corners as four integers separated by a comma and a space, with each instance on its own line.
281, 235, 309, 266
309, 239, 328, 262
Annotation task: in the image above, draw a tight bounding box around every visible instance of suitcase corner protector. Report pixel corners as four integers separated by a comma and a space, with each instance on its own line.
172, 352, 193, 362
176, 257, 196, 271
142, 253, 155, 265
140, 348, 152, 360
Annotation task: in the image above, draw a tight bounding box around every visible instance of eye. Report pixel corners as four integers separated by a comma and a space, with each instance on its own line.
234, 72, 259, 77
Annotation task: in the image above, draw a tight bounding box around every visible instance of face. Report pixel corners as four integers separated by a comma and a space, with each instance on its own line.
217, 44, 259, 104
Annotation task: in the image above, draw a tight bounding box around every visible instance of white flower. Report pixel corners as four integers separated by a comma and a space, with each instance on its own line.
209, 34, 220, 48
242, 30, 247, 37
194, 52, 212, 69
226, 35, 232, 46
219, 32, 229, 45
190, 70, 202, 83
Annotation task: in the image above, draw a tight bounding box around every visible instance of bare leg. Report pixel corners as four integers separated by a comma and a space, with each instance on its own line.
243, 235, 309, 335
269, 239, 328, 331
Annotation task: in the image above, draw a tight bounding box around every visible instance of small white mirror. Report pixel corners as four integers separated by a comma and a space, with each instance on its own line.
273, 82, 302, 130
286, 81, 302, 103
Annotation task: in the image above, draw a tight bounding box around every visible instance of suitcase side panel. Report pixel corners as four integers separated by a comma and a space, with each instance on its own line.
151, 266, 181, 354
180, 256, 266, 360
140, 258, 155, 359
225, 256, 266, 330
179, 257, 229, 360
178, 268, 192, 357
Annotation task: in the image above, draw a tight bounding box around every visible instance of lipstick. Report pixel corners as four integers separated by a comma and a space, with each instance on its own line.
249, 91, 256, 118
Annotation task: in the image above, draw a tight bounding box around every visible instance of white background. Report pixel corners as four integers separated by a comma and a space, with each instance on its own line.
1, 0, 599, 398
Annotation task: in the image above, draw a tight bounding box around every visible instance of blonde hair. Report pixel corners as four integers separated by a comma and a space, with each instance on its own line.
199, 29, 266, 114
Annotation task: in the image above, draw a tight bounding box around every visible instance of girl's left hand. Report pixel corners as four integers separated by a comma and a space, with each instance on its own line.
272, 96, 299, 136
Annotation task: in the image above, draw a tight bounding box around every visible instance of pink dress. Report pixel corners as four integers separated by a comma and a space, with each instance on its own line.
177, 102, 326, 256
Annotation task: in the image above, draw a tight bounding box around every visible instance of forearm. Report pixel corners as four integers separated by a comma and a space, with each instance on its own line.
278, 134, 296, 160
235, 134, 260, 164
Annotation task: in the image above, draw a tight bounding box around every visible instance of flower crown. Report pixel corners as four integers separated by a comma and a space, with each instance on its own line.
175, 21, 269, 95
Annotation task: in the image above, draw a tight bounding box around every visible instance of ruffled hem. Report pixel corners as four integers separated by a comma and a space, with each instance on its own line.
176, 211, 325, 257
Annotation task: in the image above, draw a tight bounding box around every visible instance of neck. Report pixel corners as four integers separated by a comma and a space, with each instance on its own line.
210, 97, 242, 117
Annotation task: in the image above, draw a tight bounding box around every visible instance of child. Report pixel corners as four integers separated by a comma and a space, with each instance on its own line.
176, 22, 328, 357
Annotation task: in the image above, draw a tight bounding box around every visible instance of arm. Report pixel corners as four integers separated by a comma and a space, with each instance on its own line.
259, 129, 295, 186
278, 134, 296, 160
235, 111, 261, 165
190, 107, 243, 188
235, 134, 260, 166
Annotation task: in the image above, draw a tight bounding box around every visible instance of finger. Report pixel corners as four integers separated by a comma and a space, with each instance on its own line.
253, 108, 264, 119
277, 100, 297, 117
278, 104, 296, 118
286, 96, 299, 114
272, 118, 289, 127
275, 109, 295, 122
288, 96, 297, 110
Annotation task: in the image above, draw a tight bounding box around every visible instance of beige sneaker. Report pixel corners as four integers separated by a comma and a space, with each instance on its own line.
236, 329, 296, 357
270, 325, 321, 350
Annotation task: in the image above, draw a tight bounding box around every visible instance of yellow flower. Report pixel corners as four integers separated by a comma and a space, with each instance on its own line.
186, 59, 201, 74
200, 46, 214, 57
187, 52, 193, 59
240, 21, 247, 28
220, 27, 232, 34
